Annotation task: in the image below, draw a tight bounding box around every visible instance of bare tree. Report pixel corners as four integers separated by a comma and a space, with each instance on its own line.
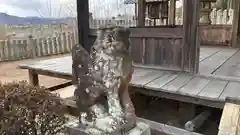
33, 0, 77, 37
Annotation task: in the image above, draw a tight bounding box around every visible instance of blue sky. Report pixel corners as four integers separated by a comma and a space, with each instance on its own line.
0, 0, 135, 18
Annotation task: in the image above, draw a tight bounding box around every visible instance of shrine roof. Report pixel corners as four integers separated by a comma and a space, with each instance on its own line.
124, 0, 177, 5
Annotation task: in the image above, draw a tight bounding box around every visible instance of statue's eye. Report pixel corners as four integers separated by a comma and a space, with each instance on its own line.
107, 34, 114, 42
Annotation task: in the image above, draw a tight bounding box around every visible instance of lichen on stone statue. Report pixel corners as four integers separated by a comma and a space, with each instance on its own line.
72, 26, 136, 134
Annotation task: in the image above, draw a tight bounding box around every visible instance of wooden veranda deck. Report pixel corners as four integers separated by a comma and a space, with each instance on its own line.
19, 46, 240, 109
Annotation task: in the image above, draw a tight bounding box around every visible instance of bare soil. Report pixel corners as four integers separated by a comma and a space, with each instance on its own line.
0, 54, 70, 88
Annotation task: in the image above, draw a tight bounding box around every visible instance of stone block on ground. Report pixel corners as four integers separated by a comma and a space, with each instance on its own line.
65, 119, 151, 135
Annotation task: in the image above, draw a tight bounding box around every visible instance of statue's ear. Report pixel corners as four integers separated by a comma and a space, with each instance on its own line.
124, 27, 130, 36
114, 27, 130, 37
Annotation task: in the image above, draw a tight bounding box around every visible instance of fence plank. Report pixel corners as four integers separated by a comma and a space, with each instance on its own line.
58, 33, 64, 54
0, 32, 74, 61
22, 40, 28, 58
38, 38, 44, 56
67, 32, 72, 52
48, 37, 53, 55
12, 40, 17, 60
0, 41, 5, 61
43, 38, 49, 56
62, 32, 68, 53
6, 40, 12, 60
53, 37, 58, 54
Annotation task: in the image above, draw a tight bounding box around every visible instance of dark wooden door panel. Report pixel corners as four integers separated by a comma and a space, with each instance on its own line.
130, 27, 184, 71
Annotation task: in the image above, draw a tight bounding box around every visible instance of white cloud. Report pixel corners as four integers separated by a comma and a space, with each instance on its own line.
0, 0, 76, 17
0, 0, 135, 18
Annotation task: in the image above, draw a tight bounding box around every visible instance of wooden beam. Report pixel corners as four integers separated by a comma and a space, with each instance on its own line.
76, 0, 90, 52
183, 0, 201, 73
137, 0, 146, 27
168, 0, 176, 25
47, 81, 72, 91
231, 0, 240, 48
226, 97, 240, 105
137, 117, 203, 135
218, 102, 240, 135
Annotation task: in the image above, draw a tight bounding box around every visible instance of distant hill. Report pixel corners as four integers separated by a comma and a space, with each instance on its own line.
0, 13, 74, 25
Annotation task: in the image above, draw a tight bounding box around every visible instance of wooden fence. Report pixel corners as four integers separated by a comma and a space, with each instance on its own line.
0, 32, 75, 62
89, 8, 234, 28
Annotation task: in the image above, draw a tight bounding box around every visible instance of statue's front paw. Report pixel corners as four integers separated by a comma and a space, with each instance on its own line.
109, 111, 126, 125
94, 116, 121, 133
86, 128, 106, 135
113, 115, 126, 125
80, 112, 94, 126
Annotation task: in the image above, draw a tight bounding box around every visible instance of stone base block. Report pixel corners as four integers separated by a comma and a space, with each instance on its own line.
65, 119, 151, 135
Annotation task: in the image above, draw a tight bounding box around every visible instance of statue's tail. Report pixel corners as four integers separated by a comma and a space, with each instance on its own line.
72, 44, 91, 85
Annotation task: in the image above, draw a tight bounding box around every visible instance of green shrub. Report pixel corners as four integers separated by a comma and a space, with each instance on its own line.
0, 81, 67, 135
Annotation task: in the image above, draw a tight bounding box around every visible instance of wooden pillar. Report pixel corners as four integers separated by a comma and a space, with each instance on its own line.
137, 0, 146, 27
168, 0, 176, 25
231, 0, 240, 48
76, 0, 90, 52
183, 0, 201, 73
135, 3, 138, 20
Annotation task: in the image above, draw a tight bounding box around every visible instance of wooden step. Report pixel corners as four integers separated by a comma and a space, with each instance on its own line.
57, 86, 202, 135
51, 85, 75, 99
218, 97, 240, 135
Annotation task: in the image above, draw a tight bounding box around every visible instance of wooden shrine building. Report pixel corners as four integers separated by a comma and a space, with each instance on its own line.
16, 0, 240, 134
74, 0, 240, 134
77, 0, 201, 73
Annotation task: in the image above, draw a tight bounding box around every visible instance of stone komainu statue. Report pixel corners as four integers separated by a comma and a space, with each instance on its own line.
72, 26, 136, 134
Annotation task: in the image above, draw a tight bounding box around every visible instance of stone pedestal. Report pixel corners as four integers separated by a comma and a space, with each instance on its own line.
65, 119, 151, 135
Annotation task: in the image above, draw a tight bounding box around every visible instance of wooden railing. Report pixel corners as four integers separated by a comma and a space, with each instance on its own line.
0, 32, 75, 61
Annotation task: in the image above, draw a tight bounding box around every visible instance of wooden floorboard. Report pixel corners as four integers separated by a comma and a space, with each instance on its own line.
199, 47, 222, 62
197, 80, 228, 99
177, 77, 211, 96
219, 82, 240, 100
213, 50, 240, 78
132, 68, 153, 79
199, 48, 238, 74
131, 70, 165, 87
144, 72, 179, 90
161, 74, 194, 92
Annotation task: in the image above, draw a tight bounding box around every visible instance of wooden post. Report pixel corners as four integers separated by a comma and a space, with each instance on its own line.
231, 0, 240, 48
28, 36, 36, 58
168, 0, 176, 25
28, 69, 39, 86
76, 0, 90, 52
135, 3, 138, 20
137, 0, 146, 27
183, 0, 201, 73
